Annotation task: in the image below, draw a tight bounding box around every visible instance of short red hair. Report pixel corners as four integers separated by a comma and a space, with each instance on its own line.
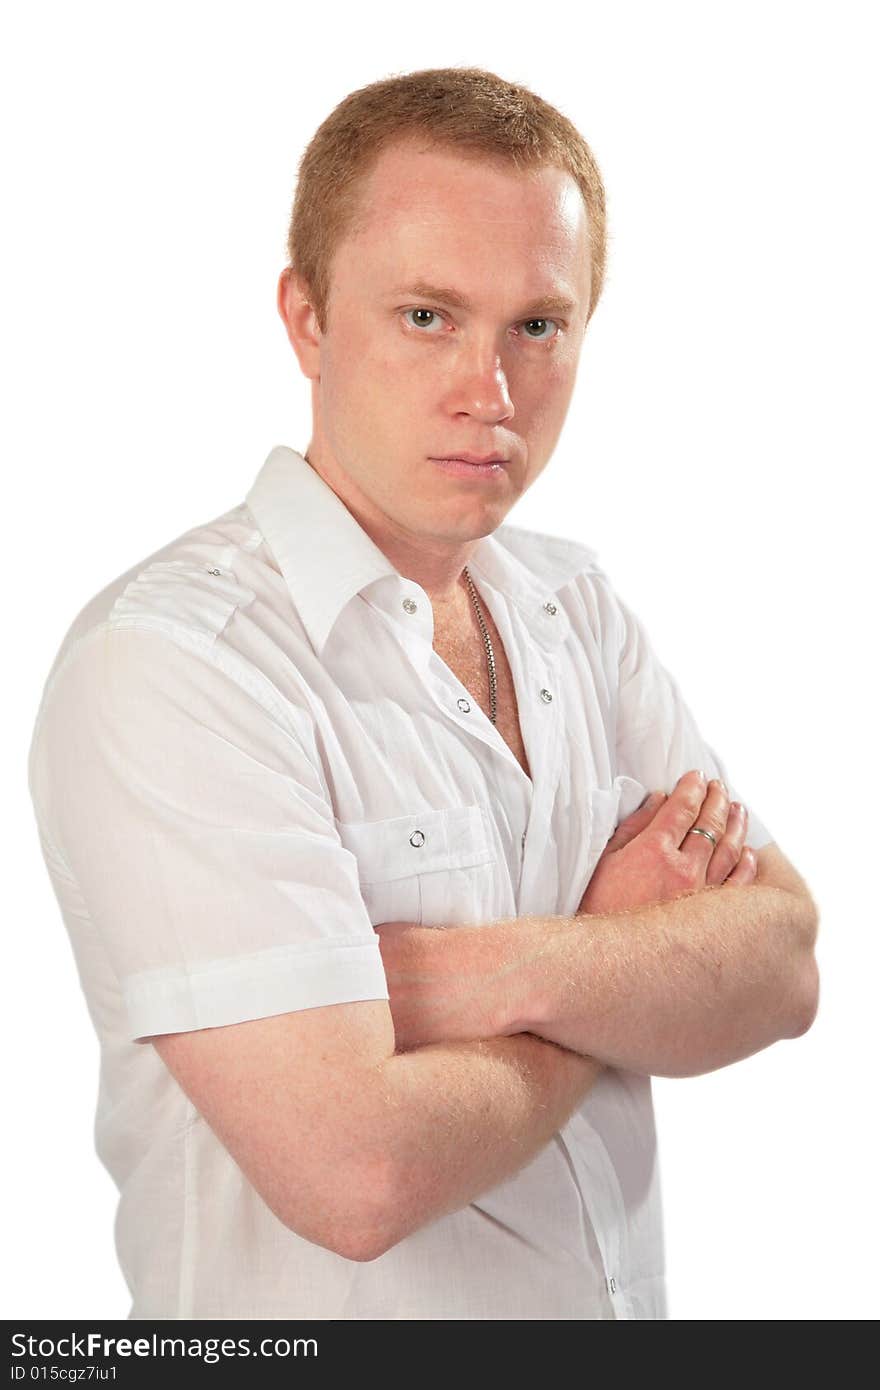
286, 66, 607, 333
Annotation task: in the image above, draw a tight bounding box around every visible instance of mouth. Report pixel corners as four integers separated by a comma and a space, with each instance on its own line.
429, 455, 509, 480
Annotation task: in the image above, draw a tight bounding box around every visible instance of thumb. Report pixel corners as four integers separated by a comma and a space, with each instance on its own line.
605, 791, 666, 850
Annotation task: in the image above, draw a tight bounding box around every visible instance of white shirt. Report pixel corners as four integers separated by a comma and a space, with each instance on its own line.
28, 445, 773, 1320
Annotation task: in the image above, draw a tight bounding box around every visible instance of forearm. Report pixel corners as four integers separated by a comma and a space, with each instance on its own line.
364, 1032, 602, 1258
378, 883, 817, 1079
495, 883, 817, 1076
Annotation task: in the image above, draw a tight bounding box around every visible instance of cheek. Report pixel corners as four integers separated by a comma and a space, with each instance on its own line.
321, 345, 422, 466
320, 335, 382, 421
515, 357, 577, 429
325, 330, 432, 412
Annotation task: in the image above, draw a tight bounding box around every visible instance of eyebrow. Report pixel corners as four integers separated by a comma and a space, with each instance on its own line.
384, 280, 577, 318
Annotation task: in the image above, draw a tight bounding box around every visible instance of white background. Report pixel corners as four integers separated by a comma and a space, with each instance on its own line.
3, 1, 877, 1320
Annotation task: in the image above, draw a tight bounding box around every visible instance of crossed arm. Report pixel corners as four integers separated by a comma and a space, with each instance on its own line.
375, 776, 820, 1079
151, 773, 819, 1260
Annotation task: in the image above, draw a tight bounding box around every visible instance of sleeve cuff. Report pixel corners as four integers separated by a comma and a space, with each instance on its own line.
124, 937, 389, 1043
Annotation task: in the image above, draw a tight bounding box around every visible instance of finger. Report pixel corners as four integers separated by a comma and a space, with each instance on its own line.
725, 844, 757, 884
706, 802, 749, 886
649, 769, 711, 847
681, 778, 731, 862
605, 791, 667, 850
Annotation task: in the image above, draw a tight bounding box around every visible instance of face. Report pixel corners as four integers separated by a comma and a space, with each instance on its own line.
279, 138, 592, 576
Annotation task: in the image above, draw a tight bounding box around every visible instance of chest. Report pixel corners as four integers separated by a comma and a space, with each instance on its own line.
300, 582, 628, 927
432, 602, 532, 782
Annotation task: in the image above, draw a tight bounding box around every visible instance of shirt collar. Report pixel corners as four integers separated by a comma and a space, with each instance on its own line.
245, 446, 398, 657
245, 445, 596, 657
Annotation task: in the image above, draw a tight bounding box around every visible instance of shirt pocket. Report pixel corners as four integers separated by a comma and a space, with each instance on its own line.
576, 775, 650, 904
335, 804, 498, 928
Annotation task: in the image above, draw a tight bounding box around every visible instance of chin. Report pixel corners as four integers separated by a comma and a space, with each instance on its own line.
431, 513, 507, 543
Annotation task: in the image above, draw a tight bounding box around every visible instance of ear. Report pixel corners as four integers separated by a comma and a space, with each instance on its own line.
276, 266, 322, 380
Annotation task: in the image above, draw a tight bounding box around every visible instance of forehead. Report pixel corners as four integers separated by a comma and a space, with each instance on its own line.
338, 139, 590, 298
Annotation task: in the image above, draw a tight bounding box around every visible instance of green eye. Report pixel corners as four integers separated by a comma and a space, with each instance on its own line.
406, 308, 443, 330
523, 318, 557, 339
403, 308, 560, 339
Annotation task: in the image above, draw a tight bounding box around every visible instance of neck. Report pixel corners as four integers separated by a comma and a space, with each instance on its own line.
386, 545, 475, 610
302, 443, 481, 608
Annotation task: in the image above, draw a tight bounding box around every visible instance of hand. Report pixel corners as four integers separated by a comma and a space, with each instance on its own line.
577, 770, 757, 916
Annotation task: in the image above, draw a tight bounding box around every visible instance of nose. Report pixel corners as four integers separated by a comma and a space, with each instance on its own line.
442, 341, 515, 424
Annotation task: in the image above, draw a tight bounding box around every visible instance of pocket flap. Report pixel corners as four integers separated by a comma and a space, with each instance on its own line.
611, 773, 650, 823
587, 775, 650, 849
336, 805, 494, 884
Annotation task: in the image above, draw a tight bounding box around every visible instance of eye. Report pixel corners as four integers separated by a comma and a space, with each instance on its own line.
520, 318, 560, 341
401, 307, 562, 341
403, 307, 446, 332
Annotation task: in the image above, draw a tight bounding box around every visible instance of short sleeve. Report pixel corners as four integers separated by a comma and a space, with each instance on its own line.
28, 625, 389, 1042
612, 591, 774, 851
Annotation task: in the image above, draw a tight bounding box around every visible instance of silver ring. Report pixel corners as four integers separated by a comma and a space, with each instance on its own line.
688, 826, 717, 848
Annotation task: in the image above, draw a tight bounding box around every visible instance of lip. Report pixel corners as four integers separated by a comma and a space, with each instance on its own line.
429, 454, 510, 480
436, 452, 509, 466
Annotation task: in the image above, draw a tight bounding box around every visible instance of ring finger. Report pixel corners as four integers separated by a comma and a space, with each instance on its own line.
679, 778, 731, 867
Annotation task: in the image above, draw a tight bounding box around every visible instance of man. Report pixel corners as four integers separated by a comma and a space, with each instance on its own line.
27, 66, 819, 1320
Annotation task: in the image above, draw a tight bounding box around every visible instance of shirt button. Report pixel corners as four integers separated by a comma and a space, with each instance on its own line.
608, 1276, 617, 1294
457, 698, 471, 713
540, 688, 553, 703
543, 601, 557, 615
409, 830, 426, 848
402, 597, 418, 614
207, 567, 222, 576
